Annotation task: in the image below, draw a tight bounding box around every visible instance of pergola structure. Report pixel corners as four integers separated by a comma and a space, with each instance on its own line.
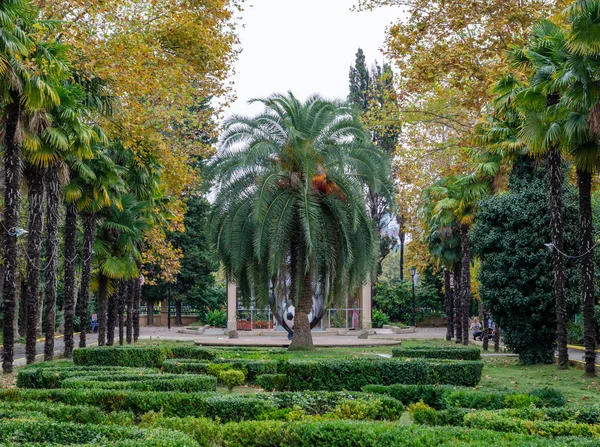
226, 281, 372, 331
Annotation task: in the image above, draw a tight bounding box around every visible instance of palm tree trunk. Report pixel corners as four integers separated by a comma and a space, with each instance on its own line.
133, 276, 140, 342
118, 281, 126, 345
25, 165, 45, 364
62, 203, 77, 358
578, 169, 596, 376
289, 272, 314, 350
97, 274, 108, 346
454, 263, 462, 343
146, 296, 154, 326
79, 212, 96, 348
494, 324, 501, 353
106, 292, 116, 346
444, 269, 453, 341
126, 279, 133, 344
548, 146, 569, 369
43, 166, 60, 361
3, 90, 23, 373
459, 224, 471, 346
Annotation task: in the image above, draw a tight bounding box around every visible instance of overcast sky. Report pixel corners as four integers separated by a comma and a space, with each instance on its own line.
225, 0, 402, 118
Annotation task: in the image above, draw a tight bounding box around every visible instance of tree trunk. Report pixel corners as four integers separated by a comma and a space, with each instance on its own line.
444, 269, 453, 341
482, 306, 489, 351
118, 281, 126, 346
548, 146, 569, 369
25, 165, 46, 364
460, 224, 471, 346
3, 90, 23, 373
494, 324, 501, 353
79, 213, 96, 348
175, 299, 183, 327
36, 289, 43, 338
106, 292, 116, 346
133, 276, 140, 342
62, 203, 78, 358
126, 279, 133, 344
18, 280, 26, 338
289, 272, 314, 350
578, 169, 597, 376
146, 296, 154, 326
43, 166, 60, 361
453, 264, 462, 343
97, 274, 108, 346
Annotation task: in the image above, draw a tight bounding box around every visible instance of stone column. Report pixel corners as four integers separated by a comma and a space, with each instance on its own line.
227, 282, 237, 330
360, 281, 372, 329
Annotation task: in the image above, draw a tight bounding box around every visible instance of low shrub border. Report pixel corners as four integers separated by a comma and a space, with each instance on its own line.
0, 389, 403, 422
363, 384, 566, 410
0, 419, 196, 446
282, 358, 484, 390
256, 374, 287, 391
162, 359, 278, 383
61, 374, 217, 393
73, 346, 214, 368
392, 346, 481, 361
17, 367, 159, 389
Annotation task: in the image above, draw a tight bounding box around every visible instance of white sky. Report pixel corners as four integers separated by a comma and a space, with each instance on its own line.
225, 0, 403, 118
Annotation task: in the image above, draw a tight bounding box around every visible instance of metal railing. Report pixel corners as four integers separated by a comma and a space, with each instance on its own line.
327, 308, 362, 329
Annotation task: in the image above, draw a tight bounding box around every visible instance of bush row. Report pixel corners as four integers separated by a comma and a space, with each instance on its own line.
282, 358, 484, 390
17, 367, 159, 389
363, 384, 566, 410
392, 346, 481, 361
163, 359, 278, 383
62, 374, 217, 393
0, 389, 403, 422
0, 419, 196, 446
72, 346, 215, 367
140, 417, 600, 447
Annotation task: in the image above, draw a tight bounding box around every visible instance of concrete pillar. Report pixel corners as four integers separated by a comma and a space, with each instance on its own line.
227, 282, 237, 330
360, 281, 372, 329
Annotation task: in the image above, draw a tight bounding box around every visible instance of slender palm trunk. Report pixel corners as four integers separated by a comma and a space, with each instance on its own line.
454, 264, 462, 343
548, 146, 568, 369
444, 269, 453, 341
97, 274, 108, 346
126, 279, 133, 344
3, 91, 23, 373
578, 169, 596, 376
25, 165, 45, 364
106, 292, 116, 346
118, 281, 126, 345
133, 275, 140, 342
79, 213, 96, 348
62, 203, 77, 358
43, 167, 60, 361
460, 224, 471, 346
289, 272, 314, 350
494, 324, 501, 353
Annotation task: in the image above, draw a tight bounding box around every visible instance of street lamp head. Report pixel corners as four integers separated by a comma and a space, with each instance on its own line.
544, 242, 554, 252
14, 228, 28, 238
409, 266, 416, 277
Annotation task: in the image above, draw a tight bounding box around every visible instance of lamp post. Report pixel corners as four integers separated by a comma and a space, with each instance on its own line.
167, 282, 171, 330
409, 267, 416, 327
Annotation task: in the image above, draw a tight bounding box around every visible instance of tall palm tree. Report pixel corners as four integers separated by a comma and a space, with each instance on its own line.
0, 4, 69, 372
210, 93, 391, 349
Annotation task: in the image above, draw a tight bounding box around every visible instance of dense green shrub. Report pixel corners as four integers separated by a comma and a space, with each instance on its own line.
256, 374, 288, 391
363, 384, 565, 410
464, 412, 600, 438
162, 359, 210, 374
169, 346, 215, 360
0, 400, 133, 425
73, 346, 172, 368
371, 309, 390, 328
163, 359, 278, 383
216, 420, 598, 447
220, 370, 245, 392
17, 367, 159, 389
62, 374, 217, 392
0, 419, 196, 446
282, 358, 483, 391
392, 346, 481, 361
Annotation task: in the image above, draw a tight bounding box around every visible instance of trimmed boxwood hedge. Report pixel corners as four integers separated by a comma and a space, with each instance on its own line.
0, 419, 196, 446
0, 389, 403, 422
62, 374, 217, 392
256, 374, 287, 391
363, 384, 566, 410
282, 358, 484, 390
17, 367, 159, 389
392, 346, 481, 361
162, 359, 278, 383
162, 359, 210, 374
73, 346, 214, 368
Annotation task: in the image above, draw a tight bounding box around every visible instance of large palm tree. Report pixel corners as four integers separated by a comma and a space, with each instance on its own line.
210, 93, 391, 349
